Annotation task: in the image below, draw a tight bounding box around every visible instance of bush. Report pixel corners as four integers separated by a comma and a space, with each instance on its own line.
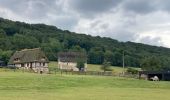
101, 61, 112, 72
77, 60, 85, 71
127, 67, 138, 74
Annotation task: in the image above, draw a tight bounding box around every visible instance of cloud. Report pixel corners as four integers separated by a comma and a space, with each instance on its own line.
46, 14, 79, 30
67, 0, 122, 17
137, 36, 163, 47
121, 0, 157, 14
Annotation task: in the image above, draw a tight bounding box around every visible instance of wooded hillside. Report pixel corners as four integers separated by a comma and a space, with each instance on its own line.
0, 17, 170, 69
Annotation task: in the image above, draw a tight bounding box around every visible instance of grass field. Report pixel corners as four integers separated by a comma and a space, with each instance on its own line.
0, 69, 170, 100
48, 61, 141, 73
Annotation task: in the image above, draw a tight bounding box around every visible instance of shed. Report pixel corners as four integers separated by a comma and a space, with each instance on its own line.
139, 71, 170, 81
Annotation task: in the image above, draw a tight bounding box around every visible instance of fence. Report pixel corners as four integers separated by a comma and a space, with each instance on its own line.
49, 69, 139, 78
1, 67, 139, 79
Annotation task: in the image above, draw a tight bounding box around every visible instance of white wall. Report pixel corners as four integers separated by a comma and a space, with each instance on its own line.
15, 64, 21, 68
58, 61, 87, 71
14, 62, 49, 73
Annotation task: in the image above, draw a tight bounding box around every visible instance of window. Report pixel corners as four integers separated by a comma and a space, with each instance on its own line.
27, 63, 29, 67
14, 58, 20, 62
41, 57, 46, 61
21, 64, 24, 67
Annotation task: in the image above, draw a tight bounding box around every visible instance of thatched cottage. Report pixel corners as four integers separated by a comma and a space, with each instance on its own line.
8, 48, 49, 73
58, 52, 87, 71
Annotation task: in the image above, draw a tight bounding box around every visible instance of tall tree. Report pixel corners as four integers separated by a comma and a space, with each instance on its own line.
141, 56, 161, 71
101, 61, 112, 72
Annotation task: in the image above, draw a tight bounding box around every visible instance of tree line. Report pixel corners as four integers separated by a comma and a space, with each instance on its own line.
0, 18, 170, 71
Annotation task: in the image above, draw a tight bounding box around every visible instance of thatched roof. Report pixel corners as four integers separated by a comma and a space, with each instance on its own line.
58, 52, 87, 63
8, 48, 49, 64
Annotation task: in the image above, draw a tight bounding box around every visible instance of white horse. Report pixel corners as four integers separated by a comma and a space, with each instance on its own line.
150, 76, 159, 81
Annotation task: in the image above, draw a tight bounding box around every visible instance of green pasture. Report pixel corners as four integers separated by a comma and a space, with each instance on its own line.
48, 61, 141, 74
0, 69, 170, 100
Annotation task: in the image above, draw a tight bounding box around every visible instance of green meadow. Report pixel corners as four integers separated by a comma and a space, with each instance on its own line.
0, 69, 170, 100
49, 61, 141, 73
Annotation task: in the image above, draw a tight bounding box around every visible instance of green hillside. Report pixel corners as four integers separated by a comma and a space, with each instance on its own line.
0, 17, 170, 69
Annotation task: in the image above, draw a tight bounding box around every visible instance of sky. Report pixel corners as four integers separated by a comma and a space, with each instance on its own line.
0, 0, 170, 48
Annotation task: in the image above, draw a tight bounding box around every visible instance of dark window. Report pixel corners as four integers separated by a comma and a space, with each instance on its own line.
21, 64, 24, 67
43, 63, 45, 66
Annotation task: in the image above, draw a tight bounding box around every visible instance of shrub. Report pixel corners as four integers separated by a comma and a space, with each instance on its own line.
127, 67, 138, 74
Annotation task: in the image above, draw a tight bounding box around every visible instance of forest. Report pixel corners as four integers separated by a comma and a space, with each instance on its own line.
0, 17, 170, 70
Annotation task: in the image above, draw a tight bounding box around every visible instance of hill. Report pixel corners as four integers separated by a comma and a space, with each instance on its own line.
0, 17, 170, 69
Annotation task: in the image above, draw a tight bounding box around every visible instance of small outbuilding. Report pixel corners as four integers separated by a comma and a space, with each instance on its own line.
8, 48, 49, 73
139, 71, 170, 81
58, 52, 87, 71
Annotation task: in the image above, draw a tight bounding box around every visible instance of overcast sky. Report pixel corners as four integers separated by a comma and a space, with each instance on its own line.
0, 0, 170, 48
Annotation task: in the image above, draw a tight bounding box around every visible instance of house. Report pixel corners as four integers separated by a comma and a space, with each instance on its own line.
58, 52, 87, 71
8, 48, 49, 73
139, 71, 170, 81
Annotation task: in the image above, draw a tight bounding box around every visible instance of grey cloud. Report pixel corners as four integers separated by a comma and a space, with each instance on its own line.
108, 33, 136, 42
122, 0, 157, 14
121, 0, 170, 14
107, 30, 138, 42
52, 16, 78, 30
0, 0, 57, 19
0, 0, 28, 13
156, 0, 170, 12
68, 0, 122, 17
88, 20, 138, 42
138, 36, 163, 46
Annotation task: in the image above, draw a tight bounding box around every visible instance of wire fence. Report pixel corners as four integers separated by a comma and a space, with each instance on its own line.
0, 67, 139, 79
48, 68, 139, 79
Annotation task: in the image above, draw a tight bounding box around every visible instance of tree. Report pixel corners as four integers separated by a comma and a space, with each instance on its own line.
126, 67, 138, 74
104, 50, 114, 65
141, 56, 161, 71
0, 49, 13, 64
88, 47, 104, 64
101, 61, 112, 72
76, 60, 85, 71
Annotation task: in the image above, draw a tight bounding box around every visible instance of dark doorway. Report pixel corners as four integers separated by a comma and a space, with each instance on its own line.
164, 74, 170, 81
40, 71, 43, 74
148, 74, 162, 81
30, 62, 32, 69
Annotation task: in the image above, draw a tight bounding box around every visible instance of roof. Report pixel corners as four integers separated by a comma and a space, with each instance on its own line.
58, 52, 87, 62
139, 70, 170, 74
8, 48, 49, 64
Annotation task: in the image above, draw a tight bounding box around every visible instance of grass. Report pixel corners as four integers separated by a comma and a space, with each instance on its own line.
0, 70, 170, 100
48, 61, 141, 74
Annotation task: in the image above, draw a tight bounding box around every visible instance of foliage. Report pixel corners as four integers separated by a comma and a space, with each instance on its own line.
101, 61, 112, 72
0, 49, 13, 65
76, 60, 85, 71
126, 67, 139, 74
141, 56, 161, 71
